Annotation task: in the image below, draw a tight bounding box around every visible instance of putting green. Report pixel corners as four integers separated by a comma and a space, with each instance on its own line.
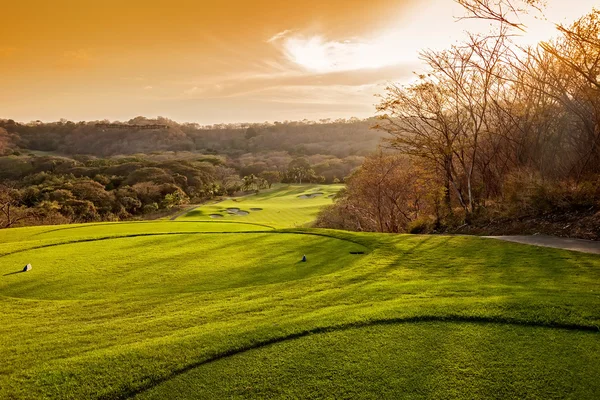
178, 184, 343, 228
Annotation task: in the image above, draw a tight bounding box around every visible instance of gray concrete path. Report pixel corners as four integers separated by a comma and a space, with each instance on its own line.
485, 235, 600, 255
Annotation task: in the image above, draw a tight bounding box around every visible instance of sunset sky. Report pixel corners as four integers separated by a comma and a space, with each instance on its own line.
1, 0, 597, 124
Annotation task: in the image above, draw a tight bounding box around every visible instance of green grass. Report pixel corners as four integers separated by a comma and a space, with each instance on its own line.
1, 184, 599, 399
138, 322, 600, 399
177, 184, 343, 228
0, 233, 365, 300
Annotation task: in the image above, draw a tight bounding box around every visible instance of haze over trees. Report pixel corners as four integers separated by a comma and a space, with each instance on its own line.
318, 1, 600, 239
0, 119, 372, 228
0, 117, 381, 158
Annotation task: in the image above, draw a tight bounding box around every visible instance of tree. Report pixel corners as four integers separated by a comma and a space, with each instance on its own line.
378, 29, 512, 217
286, 158, 315, 184
316, 152, 434, 233
259, 171, 281, 188
0, 185, 35, 228
456, 0, 544, 30
242, 174, 258, 191
161, 188, 189, 209
0, 128, 12, 155
245, 127, 259, 140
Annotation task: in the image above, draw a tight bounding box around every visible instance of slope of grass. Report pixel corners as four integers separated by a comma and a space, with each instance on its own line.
138, 322, 600, 399
177, 184, 343, 228
0, 220, 271, 244
0, 233, 366, 300
1, 185, 599, 399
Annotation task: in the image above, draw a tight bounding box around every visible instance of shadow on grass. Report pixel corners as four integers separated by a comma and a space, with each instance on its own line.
110, 315, 600, 400
3, 270, 24, 276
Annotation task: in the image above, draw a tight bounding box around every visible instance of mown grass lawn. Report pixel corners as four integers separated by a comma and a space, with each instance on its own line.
1, 184, 599, 399
177, 184, 343, 228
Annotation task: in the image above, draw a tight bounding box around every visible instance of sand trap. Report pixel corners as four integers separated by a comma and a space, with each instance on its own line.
250, 208, 263, 211
209, 214, 224, 218
327, 194, 336, 198
225, 207, 250, 216
298, 193, 324, 199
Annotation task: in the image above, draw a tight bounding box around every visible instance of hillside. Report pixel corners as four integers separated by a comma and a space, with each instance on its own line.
0, 117, 384, 158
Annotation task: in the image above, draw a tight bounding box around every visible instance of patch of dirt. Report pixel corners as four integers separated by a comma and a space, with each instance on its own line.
209, 214, 224, 219
250, 208, 263, 211
450, 210, 600, 241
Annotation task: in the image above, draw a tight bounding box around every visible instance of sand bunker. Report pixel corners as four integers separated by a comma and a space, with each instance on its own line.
250, 208, 263, 211
209, 214, 224, 218
327, 194, 336, 198
225, 207, 249, 216
298, 193, 324, 199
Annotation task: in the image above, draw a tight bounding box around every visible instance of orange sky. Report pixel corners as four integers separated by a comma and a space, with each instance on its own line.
1, 0, 597, 123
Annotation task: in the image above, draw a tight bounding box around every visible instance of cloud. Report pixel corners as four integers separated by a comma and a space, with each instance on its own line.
266, 29, 294, 43
171, 63, 414, 102
275, 31, 426, 73
143, 85, 153, 90
184, 86, 199, 94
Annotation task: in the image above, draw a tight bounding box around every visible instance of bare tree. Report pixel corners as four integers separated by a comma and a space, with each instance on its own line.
0, 185, 35, 228
456, 0, 545, 30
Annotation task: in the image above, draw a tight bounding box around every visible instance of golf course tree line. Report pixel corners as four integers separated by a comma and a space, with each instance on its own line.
0, 116, 370, 228
318, 1, 600, 238
0, 150, 360, 228
0, 116, 381, 158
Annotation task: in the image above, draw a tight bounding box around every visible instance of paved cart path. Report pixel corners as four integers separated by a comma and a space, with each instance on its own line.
486, 235, 600, 254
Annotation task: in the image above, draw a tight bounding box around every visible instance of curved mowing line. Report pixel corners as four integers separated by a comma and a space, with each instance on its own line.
0, 231, 370, 259
30, 220, 276, 237
164, 220, 275, 230
114, 315, 600, 400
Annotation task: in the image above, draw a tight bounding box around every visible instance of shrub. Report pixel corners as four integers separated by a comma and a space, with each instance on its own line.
407, 218, 430, 234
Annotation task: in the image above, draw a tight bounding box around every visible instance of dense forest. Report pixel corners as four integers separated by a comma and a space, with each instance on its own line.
0, 119, 375, 227
0, 117, 381, 158
317, 3, 600, 240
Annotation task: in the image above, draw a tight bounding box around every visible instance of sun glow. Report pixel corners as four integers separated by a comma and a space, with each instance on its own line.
281, 32, 420, 73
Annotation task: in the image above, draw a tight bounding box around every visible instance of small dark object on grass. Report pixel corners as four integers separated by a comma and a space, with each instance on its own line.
302, 255, 307, 262
350, 251, 365, 255
23, 264, 32, 272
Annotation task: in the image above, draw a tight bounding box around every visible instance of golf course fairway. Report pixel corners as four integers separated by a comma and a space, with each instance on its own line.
1, 185, 599, 399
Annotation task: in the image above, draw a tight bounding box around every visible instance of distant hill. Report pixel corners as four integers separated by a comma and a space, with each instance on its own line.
0, 117, 384, 158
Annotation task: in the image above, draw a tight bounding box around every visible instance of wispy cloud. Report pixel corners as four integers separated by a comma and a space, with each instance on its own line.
266, 29, 295, 43
273, 31, 425, 73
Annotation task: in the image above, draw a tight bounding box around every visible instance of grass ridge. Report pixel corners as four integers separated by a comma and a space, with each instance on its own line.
114, 315, 600, 400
